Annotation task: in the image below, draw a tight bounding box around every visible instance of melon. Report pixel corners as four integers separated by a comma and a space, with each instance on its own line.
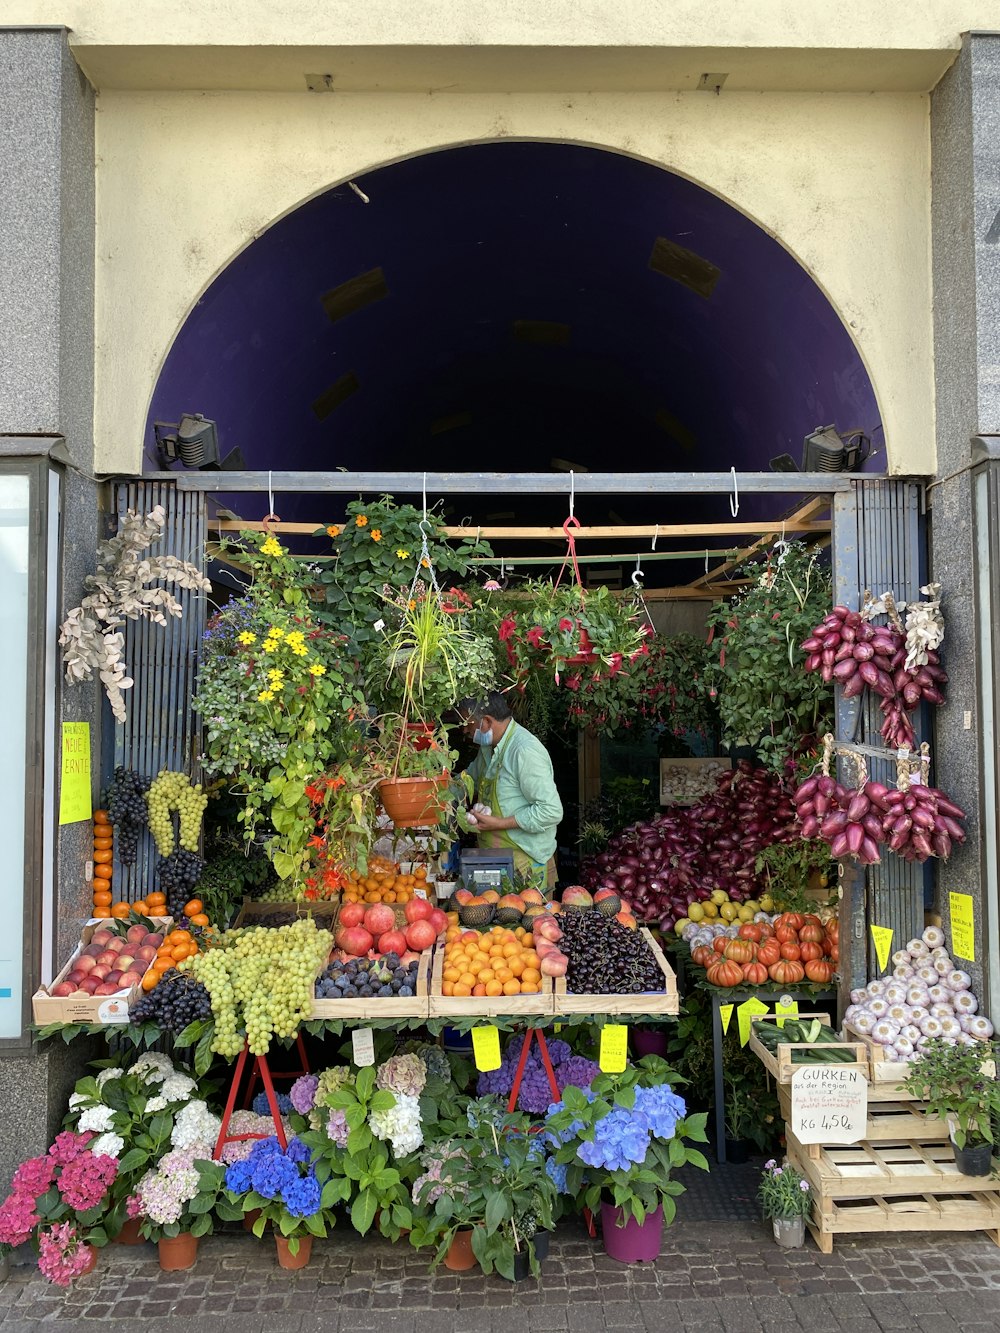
561, 886, 594, 912
494, 893, 526, 925
593, 888, 622, 917
460, 902, 495, 928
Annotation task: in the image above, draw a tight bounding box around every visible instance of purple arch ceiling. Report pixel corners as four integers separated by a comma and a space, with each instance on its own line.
147, 142, 880, 528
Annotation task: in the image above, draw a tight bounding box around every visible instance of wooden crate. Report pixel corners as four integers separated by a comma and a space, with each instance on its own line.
428, 944, 555, 1019
310, 950, 431, 1021
551, 929, 679, 1017
32, 917, 174, 1026
803, 1188, 1000, 1254
777, 1086, 949, 1146
842, 1020, 915, 1095
748, 1014, 868, 1085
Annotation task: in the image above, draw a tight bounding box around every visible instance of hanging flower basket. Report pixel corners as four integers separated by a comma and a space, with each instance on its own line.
378, 774, 450, 828
562, 623, 597, 666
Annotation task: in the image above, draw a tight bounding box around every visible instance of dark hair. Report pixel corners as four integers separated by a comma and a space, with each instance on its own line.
456, 691, 512, 723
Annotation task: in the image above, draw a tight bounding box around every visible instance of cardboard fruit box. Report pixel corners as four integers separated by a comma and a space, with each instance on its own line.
32, 916, 173, 1026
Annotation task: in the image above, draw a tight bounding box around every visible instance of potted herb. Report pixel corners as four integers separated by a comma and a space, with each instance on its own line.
723, 1083, 759, 1163
371, 715, 472, 830
758, 1158, 812, 1247
220, 1137, 333, 1268
901, 1036, 1000, 1176
546, 1057, 708, 1264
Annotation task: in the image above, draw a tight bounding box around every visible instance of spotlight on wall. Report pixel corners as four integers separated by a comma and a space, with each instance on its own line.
802, 424, 870, 473
153, 415, 244, 470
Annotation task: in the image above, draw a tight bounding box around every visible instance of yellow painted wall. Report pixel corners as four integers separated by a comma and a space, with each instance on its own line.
94, 89, 933, 476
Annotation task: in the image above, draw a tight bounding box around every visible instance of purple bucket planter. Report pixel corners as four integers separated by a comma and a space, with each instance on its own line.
600, 1202, 664, 1263
631, 1029, 668, 1059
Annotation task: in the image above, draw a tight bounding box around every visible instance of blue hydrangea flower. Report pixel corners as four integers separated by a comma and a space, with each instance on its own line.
545, 1156, 570, 1193
250, 1151, 297, 1200
634, 1085, 687, 1141
282, 1170, 322, 1218
224, 1159, 253, 1194
285, 1137, 311, 1165
252, 1092, 293, 1117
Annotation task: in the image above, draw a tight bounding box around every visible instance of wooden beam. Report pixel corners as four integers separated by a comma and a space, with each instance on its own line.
207, 518, 830, 540
686, 496, 832, 588
154, 469, 864, 494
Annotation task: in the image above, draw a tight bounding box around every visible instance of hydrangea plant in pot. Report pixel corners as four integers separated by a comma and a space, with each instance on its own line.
902, 1035, 1000, 1175
219, 1137, 333, 1269
758, 1158, 812, 1248
545, 1057, 708, 1264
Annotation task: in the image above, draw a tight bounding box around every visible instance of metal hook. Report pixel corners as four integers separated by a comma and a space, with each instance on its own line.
632, 553, 644, 588
729, 467, 740, 518
651, 523, 659, 551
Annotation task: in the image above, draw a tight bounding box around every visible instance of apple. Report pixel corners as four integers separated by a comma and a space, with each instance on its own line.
79, 977, 100, 994
404, 897, 434, 925
118, 970, 142, 989
94, 983, 120, 996
136, 945, 157, 962
126, 924, 147, 945
50, 982, 75, 997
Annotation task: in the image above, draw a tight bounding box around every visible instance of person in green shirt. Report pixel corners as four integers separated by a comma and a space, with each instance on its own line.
457, 691, 563, 891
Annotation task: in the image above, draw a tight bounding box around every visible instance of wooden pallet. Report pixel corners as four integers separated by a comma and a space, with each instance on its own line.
777, 1086, 949, 1146
309, 949, 432, 1020
427, 944, 555, 1018
551, 929, 679, 1017
802, 1189, 1000, 1254
748, 1014, 868, 1085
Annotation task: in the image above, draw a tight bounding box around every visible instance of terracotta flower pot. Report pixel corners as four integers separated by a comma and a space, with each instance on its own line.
79, 1245, 99, 1276
406, 721, 437, 752
113, 1218, 144, 1246
243, 1208, 264, 1233
275, 1234, 312, 1269
444, 1227, 477, 1271
158, 1232, 199, 1271
378, 774, 449, 828
563, 624, 597, 666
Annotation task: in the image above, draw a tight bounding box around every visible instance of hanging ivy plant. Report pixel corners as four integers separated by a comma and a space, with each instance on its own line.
704, 542, 834, 772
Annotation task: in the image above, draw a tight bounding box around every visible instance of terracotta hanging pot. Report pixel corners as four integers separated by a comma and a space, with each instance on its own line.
275, 1234, 313, 1270
378, 774, 449, 828
563, 624, 597, 666
158, 1232, 199, 1271
405, 721, 437, 752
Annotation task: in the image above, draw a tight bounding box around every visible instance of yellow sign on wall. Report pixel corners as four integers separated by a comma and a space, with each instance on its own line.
58, 722, 92, 825
949, 893, 976, 963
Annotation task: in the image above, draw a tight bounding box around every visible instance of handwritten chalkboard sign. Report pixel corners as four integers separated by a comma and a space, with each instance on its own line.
790, 1064, 868, 1144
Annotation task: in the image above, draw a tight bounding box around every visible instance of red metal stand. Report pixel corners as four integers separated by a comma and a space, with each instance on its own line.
213, 1043, 290, 1159
506, 1027, 561, 1113
242, 1032, 311, 1107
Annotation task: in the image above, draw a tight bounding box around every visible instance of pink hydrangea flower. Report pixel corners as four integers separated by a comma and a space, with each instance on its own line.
0, 1190, 40, 1247
47, 1131, 93, 1165
37, 1222, 93, 1287
12, 1156, 54, 1196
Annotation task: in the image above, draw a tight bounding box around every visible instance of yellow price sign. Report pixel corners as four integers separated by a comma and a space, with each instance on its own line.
950, 893, 976, 963
775, 999, 799, 1029
738, 997, 770, 1047
471, 1027, 501, 1072
720, 1003, 734, 1036
599, 1025, 629, 1073
870, 925, 894, 973
58, 722, 92, 825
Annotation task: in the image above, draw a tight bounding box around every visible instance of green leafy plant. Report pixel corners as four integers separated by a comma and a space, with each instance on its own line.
495, 581, 648, 681
754, 839, 835, 914
578, 776, 659, 854
902, 1037, 1000, 1149
705, 543, 834, 771
758, 1159, 812, 1219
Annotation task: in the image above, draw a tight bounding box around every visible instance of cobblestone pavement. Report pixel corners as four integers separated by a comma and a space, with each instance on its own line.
3, 1216, 999, 1333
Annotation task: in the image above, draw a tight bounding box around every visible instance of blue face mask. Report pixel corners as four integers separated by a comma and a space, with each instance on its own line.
472, 726, 494, 747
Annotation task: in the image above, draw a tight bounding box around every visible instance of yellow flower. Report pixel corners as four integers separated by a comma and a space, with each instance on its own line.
308, 663, 326, 676
408, 599, 417, 611
286, 630, 305, 646
396, 548, 410, 560
262, 639, 278, 654
237, 631, 256, 645
355, 515, 369, 527
260, 535, 283, 558
257, 689, 275, 703
421, 558, 430, 569
371, 529, 382, 542
267, 626, 284, 639
290, 643, 308, 656
267, 668, 284, 684
326, 525, 341, 538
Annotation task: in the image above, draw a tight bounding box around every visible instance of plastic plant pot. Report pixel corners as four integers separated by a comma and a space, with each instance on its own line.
600, 1201, 663, 1264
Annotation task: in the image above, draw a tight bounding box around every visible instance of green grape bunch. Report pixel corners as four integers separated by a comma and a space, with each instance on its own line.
181, 919, 332, 1057
145, 769, 209, 857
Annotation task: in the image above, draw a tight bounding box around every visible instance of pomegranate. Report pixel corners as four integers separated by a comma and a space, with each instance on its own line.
404, 898, 434, 924
336, 925, 374, 957
427, 907, 449, 935
339, 902, 367, 929
378, 930, 409, 957
404, 919, 437, 953
364, 904, 396, 938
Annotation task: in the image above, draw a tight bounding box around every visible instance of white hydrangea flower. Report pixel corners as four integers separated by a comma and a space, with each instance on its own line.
96, 1067, 125, 1089
144, 1095, 168, 1113
369, 1092, 423, 1158
161, 1072, 197, 1103
132, 1053, 174, 1084
170, 1099, 221, 1150
78, 1104, 116, 1133
68, 1092, 88, 1110
90, 1132, 125, 1160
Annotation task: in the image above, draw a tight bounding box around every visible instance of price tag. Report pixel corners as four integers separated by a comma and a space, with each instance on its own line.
870, 924, 893, 973
599, 1025, 628, 1073
720, 1003, 734, 1036
471, 1026, 501, 1072
737, 997, 770, 1047
352, 1028, 375, 1067
414, 887, 427, 900
775, 998, 799, 1029
791, 1064, 868, 1144
949, 892, 976, 963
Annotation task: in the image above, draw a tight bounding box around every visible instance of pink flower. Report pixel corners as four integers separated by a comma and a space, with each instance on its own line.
48, 1131, 93, 1165
0, 1190, 40, 1247
12, 1155, 54, 1196
498, 617, 517, 643
564, 674, 582, 693
557, 618, 574, 632
57, 1154, 116, 1211
125, 1194, 144, 1220
526, 626, 545, 648
37, 1222, 93, 1288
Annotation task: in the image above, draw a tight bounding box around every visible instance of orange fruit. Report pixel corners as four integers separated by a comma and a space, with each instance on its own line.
93, 837, 113, 852
93, 809, 111, 825
168, 929, 192, 944
141, 971, 159, 991
146, 891, 166, 907
485, 980, 503, 997
473, 983, 487, 997
93, 890, 112, 908
453, 983, 472, 997
189, 913, 210, 927
520, 980, 541, 994
132, 902, 150, 916
92, 866, 112, 885
458, 972, 476, 989
508, 957, 525, 977
443, 967, 460, 984
442, 980, 454, 996
111, 902, 130, 918
171, 944, 190, 961
152, 957, 174, 974
183, 899, 203, 917
502, 979, 521, 996
93, 848, 112, 865
91, 908, 112, 919
521, 967, 541, 985
494, 966, 512, 983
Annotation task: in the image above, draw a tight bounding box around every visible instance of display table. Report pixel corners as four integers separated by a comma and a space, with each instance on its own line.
708, 985, 836, 1163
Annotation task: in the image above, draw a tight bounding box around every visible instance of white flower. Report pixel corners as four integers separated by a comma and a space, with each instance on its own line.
68, 1092, 88, 1110
145, 1095, 168, 1113
170, 1099, 221, 1150
78, 1105, 115, 1133
90, 1132, 125, 1160
96, 1068, 125, 1089
370, 1092, 423, 1158
161, 1073, 197, 1104
132, 1053, 174, 1084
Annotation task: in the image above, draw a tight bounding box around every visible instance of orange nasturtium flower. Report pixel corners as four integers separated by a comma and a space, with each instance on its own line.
355, 515, 369, 527
371, 529, 382, 542
326, 524, 341, 538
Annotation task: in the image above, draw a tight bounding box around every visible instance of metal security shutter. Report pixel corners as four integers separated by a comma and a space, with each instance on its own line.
106, 480, 208, 899
833, 479, 926, 989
